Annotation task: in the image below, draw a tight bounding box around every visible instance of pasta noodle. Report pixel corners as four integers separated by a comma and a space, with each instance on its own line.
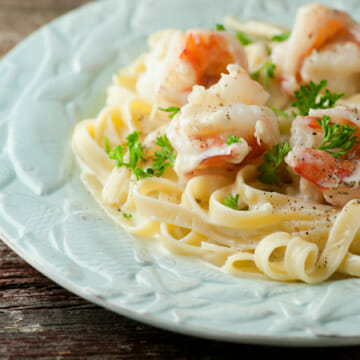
72, 3, 360, 283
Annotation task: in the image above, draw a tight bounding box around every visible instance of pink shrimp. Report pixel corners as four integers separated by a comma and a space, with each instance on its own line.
136, 30, 248, 107
167, 64, 280, 179
272, 3, 360, 95
285, 106, 360, 207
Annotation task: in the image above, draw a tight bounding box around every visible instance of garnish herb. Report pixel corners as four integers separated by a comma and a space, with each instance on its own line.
159, 106, 181, 119
236, 32, 252, 46
104, 131, 148, 180
123, 213, 133, 219
269, 105, 289, 118
104, 132, 145, 174
133, 167, 154, 180
126, 131, 145, 169
226, 135, 243, 145
251, 61, 276, 87
216, 23, 226, 31
104, 137, 125, 168
315, 115, 358, 158
271, 32, 290, 42
257, 142, 291, 186
152, 134, 176, 176
223, 193, 239, 210
292, 80, 345, 116
104, 132, 176, 180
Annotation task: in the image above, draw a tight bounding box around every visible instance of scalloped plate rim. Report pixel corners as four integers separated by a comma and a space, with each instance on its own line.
1, 0, 360, 347
2, 231, 359, 348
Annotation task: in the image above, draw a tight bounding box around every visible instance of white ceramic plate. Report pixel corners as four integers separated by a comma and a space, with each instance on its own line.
1, 0, 360, 347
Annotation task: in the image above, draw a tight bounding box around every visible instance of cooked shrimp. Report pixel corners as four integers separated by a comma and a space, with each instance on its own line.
285, 105, 360, 207
136, 29, 248, 109
272, 3, 360, 95
167, 64, 280, 178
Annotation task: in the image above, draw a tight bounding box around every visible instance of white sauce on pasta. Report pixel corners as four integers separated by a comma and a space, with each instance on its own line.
72, 5, 360, 283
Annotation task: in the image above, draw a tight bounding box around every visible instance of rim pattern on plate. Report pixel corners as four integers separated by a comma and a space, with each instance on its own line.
1, 0, 360, 346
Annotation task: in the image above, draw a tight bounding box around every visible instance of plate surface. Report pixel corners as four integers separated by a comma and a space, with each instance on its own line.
1, 0, 360, 347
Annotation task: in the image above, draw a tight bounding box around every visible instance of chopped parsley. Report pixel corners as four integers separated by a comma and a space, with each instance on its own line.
152, 134, 176, 176
236, 32, 252, 46
223, 193, 239, 210
104, 132, 176, 180
257, 142, 291, 186
104, 131, 147, 180
226, 135, 243, 145
251, 61, 276, 87
271, 32, 290, 42
292, 80, 345, 116
269, 105, 289, 118
216, 23, 226, 31
123, 213, 133, 219
104, 137, 125, 168
159, 106, 181, 119
126, 131, 145, 169
315, 115, 358, 158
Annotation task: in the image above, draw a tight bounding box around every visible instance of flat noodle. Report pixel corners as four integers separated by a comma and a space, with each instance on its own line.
72, 37, 360, 284
224, 16, 287, 39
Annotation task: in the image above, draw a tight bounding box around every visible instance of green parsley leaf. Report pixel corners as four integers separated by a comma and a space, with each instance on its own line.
123, 213, 132, 219
152, 134, 176, 176
269, 105, 289, 118
226, 135, 243, 145
223, 193, 239, 210
271, 32, 290, 42
133, 167, 154, 180
105, 131, 144, 177
292, 80, 345, 116
104, 137, 125, 168
257, 142, 291, 186
236, 32, 252, 46
104, 137, 111, 154
263, 61, 276, 88
159, 106, 181, 119
105, 132, 176, 180
216, 23, 225, 31
126, 131, 144, 169
251, 61, 276, 88
315, 115, 358, 158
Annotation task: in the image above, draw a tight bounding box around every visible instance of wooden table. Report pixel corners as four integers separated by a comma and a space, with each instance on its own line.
1, 1, 360, 358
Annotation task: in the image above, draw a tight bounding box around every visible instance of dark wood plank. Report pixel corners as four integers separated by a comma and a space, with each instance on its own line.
0, 0, 92, 57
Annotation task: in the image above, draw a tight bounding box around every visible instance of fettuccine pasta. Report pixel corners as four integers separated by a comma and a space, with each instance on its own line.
72, 3, 360, 283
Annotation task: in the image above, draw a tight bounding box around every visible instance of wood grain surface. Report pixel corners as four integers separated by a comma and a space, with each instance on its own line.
1, 0, 360, 358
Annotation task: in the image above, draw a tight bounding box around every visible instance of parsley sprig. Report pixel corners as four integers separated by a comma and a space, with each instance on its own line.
105, 138, 125, 167
251, 61, 276, 87
152, 135, 176, 176
292, 80, 345, 116
226, 135, 242, 145
236, 32, 252, 46
104, 132, 176, 180
223, 193, 239, 210
214, 24, 252, 46
104, 132, 147, 180
159, 106, 181, 119
315, 116, 358, 158
272, 32, 290, 42
269, 105, 289, 118
257, 142, 291, 186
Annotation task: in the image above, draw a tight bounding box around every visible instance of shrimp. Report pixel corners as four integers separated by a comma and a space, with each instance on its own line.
167, 64, 280, 178
272, 3, 360, 95
285, 105, 360, 207
136, 29, 248, 109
